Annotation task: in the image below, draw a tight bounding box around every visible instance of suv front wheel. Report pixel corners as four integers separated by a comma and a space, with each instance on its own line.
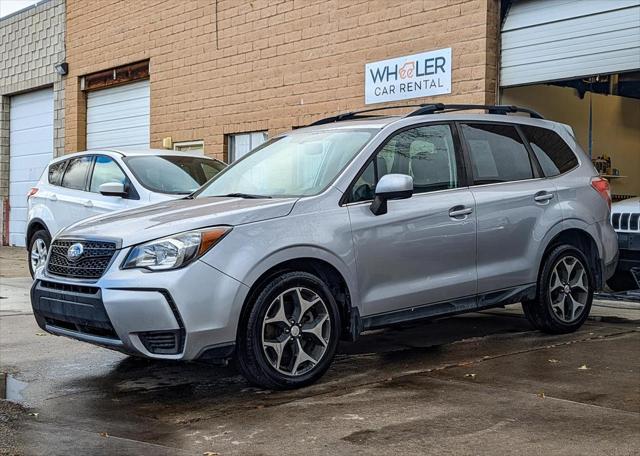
28, 229, 51, 278
237, 271, 341, 389
523, 244, 594, 334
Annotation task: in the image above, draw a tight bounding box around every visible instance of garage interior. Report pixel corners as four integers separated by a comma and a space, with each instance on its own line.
500, 0, 640, 201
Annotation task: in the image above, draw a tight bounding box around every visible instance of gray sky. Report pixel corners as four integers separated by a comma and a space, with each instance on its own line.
0, 0, 39, 18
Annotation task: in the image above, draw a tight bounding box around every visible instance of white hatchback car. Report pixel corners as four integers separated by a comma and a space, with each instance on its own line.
26, 148, 226, 277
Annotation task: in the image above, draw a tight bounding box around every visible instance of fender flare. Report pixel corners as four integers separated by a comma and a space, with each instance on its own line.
535, 218, 602, 285
236, 244, 361, 321
25, 217, 51, 246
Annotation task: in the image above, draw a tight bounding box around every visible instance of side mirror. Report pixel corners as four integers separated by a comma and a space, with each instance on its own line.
99, 182, 127, 198
370, 174, 413, 216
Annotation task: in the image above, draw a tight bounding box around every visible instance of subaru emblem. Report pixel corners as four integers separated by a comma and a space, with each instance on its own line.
67, 243, 84, 261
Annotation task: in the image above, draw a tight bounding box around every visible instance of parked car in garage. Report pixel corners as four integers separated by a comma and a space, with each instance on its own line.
30, 104, 618, 389
608, 196, 640, 291
26, 149, 226, 277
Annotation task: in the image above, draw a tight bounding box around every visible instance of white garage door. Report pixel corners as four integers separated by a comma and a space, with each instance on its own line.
501, 0, 640, 87
9, 88, 54, 247
86, 79, 150, 149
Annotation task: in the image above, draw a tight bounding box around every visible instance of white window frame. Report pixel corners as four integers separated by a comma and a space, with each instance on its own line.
227, 131, 268, 162
173, 140, 205, 155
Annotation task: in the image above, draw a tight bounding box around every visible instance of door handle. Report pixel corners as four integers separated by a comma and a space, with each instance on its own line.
534, 191, 554, 203
48, 195, 57, 201
83, 200, 94, 208
449, 206, 473, 218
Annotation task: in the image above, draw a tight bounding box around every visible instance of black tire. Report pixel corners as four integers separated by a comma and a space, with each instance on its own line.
27, 229, 51, 278
237, 271, 341, 390
522, 244, 594, 334
607, 272, 638, 292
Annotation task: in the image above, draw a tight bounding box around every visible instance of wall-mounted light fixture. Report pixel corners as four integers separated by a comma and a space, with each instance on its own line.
54, 62, 68, 76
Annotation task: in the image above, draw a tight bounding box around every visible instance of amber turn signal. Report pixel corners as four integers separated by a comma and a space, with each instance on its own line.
198, 227, 232, 256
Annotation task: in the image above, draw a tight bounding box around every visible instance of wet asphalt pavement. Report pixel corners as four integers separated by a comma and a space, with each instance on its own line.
1, 247, 639, 455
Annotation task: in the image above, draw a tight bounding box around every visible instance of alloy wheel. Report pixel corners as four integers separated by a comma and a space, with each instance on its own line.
30, 238, 48, 272
261, 287, 331, 376
548, 255, 589, 323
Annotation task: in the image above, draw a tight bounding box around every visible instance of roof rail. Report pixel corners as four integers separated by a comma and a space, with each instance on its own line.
309, 103, 544, 126
406, 103, 544, 119
309, 104, 427, 126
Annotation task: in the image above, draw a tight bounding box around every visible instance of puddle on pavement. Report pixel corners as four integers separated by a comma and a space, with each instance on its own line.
1, 372, 28, 403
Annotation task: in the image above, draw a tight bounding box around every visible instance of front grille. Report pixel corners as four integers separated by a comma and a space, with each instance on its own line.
31, 280, 119, 340
40, 280, 99, 295
612, 212, 640, 232
47, 239, 117, 279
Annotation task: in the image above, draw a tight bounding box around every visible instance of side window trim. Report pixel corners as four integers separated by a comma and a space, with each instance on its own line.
514, 124, 544, 178
86, 155, 97, 192
340, 121, 466, 205
451, 122, 474, 188
84, 155, 96, 192
457, 120, 538, 187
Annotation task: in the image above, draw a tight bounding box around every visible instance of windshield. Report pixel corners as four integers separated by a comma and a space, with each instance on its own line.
124, 156, 226, 194
195, 129, 376, 198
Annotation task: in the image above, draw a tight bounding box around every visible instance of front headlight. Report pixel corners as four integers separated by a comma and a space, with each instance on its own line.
122, 227, 231, 271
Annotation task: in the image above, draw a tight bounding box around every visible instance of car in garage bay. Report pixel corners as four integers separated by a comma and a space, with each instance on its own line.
608, 196, 640, 291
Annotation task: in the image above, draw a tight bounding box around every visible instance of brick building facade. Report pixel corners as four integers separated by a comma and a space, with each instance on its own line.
5, 0, 634, 247
0, 0, 65, 245
64, 0, 499, 161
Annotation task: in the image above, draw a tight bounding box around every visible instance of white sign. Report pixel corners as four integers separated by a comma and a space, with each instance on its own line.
365, 48, 452, 104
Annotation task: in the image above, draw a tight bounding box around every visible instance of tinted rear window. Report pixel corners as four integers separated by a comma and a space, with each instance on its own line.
48, 160, 67, 185
124, 156, 226, 194
461, 123, 534, 184
520, 125, 578, 177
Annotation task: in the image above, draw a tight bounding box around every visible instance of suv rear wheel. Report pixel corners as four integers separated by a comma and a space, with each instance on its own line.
28, 229, 51, 278
237, 271, 341, 389
523, 244, 594, 334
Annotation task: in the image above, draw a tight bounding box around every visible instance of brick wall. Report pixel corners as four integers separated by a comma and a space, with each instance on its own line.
65, 0, 499, 160
0, 0, 66, 244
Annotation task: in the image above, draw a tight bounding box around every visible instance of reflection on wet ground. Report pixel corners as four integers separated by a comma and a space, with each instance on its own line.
2, 309, 639, 455
1, 373, 28, 402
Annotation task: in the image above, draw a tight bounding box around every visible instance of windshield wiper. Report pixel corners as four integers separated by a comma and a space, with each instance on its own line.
214, 192, 272, 199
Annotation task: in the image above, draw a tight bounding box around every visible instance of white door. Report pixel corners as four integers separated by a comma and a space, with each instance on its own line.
86, 80, 150, 149
9, 88, 54, 246
501, 0, 640, 87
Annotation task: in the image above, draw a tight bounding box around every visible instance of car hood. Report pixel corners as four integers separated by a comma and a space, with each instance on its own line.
612, 196, 640, 213
60, 197, 298, 247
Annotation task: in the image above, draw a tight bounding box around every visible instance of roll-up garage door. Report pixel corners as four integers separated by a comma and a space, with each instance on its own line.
9, 88, 54, 246
86, 79, 150, 149
501, 0, 640, 87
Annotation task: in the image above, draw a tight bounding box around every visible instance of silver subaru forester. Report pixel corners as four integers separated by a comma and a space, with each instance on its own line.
31, 104, 618, 389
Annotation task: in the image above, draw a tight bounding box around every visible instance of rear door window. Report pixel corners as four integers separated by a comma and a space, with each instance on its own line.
61, 156, 93, 191
48, 160, 67, 185
520, 125, 578, 176
461, 123, 534, 184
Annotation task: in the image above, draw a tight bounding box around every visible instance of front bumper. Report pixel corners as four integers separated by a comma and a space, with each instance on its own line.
31, 251, 250, 361
615, 232, 640, 273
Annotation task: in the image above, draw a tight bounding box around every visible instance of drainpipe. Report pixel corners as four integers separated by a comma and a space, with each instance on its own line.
588, 93, 593, 158
2, 196, 9, 246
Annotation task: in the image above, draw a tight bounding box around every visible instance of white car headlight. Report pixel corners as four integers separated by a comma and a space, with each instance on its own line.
122, 227, 231, 271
